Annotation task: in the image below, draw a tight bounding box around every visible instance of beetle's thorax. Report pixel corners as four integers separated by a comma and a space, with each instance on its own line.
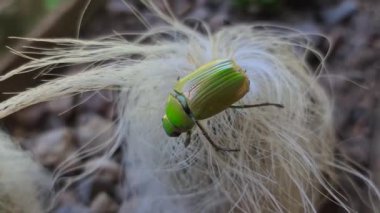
172, 90, 192, 115
162, 91, 195, 137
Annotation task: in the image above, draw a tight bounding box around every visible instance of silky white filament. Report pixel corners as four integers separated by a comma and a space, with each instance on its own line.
0, 1, 378, 212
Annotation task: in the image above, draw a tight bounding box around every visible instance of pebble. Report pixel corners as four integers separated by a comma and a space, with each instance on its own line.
77, 176, 117, 206
31, 128, 78, 169
90, 192, 119, 213
209, 14, 229, 30
55, 190, 78, 205
75, 114, 115, 156
174, 0, 194, 17
339, 135, 370, 165
76, 177, 95, 205
76, 158, 121, 205
84, 158, 122, 184
78, 91, 114, 118
320, 0, 358, 25
186, 7, 210, 20
12, 103, 48, 129
47, 96, 74, 116
55, 204, 91, 213
107, 0, 133, 14
118, 198, 139, 213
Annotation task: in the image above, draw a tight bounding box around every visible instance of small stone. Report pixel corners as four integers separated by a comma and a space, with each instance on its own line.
90, 192, 119, 213
320, 0, 358, 25
294, 21, 323, 36
31, 128, 78, 169
55, 190, 78, 206
107, 0, 133, 14
12, 103, 48, 128
118, 197, 139, 213
186, 7, 209, 20
75, 114, 115, 156
84, 158, 122, 184
41, 114, 66, 130
209, 14, 229, 30
339, 135, 370, 165
76, 176, 116, 206
47, 96, 74, 115
55, 204, 91, 213
118, 201, 128, 213
76, 159, 122, 205
76, 177, 95, 205
372, 36, 380, 49
347, 49, 378, 69
172, 0, 194, 17
78, 91, 114, 117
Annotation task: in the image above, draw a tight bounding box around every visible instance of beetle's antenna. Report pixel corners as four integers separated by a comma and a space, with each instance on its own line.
230, 102, 284, 109
194, 120, 239, 152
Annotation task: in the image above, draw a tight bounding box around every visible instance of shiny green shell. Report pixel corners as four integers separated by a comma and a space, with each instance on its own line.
162, 59, 250, 137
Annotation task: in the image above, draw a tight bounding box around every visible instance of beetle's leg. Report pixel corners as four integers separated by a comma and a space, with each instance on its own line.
230, 102, 284, 109
194, 120, 240, 152
184, 130, 192, 147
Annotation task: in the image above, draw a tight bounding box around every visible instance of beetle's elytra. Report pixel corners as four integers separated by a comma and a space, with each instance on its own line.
162, 59, 283, 151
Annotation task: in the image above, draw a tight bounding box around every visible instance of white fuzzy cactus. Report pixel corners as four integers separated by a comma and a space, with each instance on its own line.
0, 131, 50, 213
0, 1, 378, 212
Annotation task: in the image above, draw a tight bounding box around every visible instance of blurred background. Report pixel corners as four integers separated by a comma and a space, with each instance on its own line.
0, 0, 379, 212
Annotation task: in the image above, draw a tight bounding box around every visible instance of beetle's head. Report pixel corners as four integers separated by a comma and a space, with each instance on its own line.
162, 115, 182, 137
162, 93, 195, 137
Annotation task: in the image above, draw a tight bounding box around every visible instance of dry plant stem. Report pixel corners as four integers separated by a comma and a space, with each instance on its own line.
0, 1, 379, 212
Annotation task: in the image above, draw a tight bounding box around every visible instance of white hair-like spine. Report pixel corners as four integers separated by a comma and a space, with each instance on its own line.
0, 1, 378, 212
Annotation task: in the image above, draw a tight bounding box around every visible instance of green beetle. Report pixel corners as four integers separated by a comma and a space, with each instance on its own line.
162, 59, 283, 151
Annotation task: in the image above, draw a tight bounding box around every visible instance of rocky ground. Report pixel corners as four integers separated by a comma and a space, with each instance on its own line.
2, 0, 380, 212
